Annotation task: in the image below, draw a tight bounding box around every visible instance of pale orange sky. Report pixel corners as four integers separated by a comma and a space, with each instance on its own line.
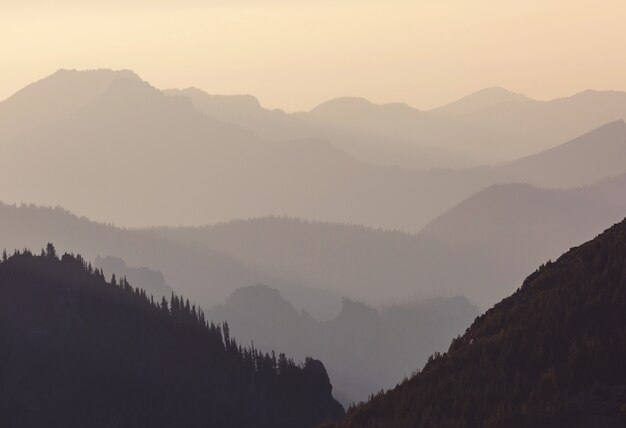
2, 0, 626, 111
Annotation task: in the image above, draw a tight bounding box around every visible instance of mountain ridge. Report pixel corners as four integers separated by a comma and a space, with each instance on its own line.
0, 248, 344, 427
325, 216, 626, 427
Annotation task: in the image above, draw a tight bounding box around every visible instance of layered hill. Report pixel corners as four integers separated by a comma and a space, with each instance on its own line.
166, 88, 476, 169
209, 285, 478, 404
500, 120, 626, 187
173, 85, 626, 165
438, 88, 626, 158
0, 69, 476, 231
419, 173, 626, 306
159, 170, 626, 309
0, 248, 343, 428
0, 202, 263, 305
324, 217, 626, 428
2, 70, 626, 231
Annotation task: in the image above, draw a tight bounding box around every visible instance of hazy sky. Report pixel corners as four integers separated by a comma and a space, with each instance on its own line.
2, 0, 626, 111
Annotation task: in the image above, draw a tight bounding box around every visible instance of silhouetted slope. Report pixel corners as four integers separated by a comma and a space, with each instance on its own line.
0, 249, 343, 428
210, 285, 478, 404
94, 255, 173, 298
176, 85, 626, 165
325, 218, 626, 428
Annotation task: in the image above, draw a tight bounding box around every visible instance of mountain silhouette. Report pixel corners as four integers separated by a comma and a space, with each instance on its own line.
210, 284, 478, 404
0, 247, 344, 427
3, 70, 626, 232
94, 255, 173, 298
324, 216, 626, 428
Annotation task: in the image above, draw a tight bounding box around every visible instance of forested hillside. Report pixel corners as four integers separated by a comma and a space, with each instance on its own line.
325, 217, 626, 427
0, 247, 343, 428
211, 285, 478, 403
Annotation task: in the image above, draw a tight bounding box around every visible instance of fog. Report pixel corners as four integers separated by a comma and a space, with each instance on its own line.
2, 66, 626, 408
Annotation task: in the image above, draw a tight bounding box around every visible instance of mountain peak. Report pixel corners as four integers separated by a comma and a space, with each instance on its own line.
432, 86, 532, 116
170, 87, 263, 109
334, 297, 380, 324
0, 67, 147, 142
310, 96, 374, 112
50, 68, 141, 81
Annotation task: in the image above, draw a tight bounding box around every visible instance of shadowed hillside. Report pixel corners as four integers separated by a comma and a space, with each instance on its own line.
94, 255, 173, 299
324, 217, 626, 428
0, 248, 344, 428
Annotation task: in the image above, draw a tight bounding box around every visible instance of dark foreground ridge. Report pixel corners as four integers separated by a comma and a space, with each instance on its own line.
0, 246, 343, 428
324, 217, 626, 428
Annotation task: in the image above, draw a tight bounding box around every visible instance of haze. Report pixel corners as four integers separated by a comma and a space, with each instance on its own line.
3, 0, 626, 111
4, 1, 626, 424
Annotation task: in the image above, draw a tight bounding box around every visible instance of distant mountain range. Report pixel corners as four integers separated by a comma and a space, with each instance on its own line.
2, 69, 626, 231
209, 284, 478, 404
325, 216, 626, 428
0, 202, 295, 308
159, 170, 626, 309
0, 248, 343, 427
3, 158, 626, 314
0, 202, 480, 405
170, 83, 626, 165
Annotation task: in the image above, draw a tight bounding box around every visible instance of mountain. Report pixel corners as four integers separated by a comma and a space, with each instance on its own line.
174, 85, 626, 165
0, 69, 471, 231
324, 217, 626, 428
500, 119, 626, 187
0, 248, 344, 427
158, 170, 626, 309
209, 284, 478, 404
430, 86, 531, 116
0, 69, 368, 227
432, 88, 626, 159
157, 217, 473, 305
166, 88, 475, 169
3, 70, 626, 232
0, 202, 335, 311
419, 173, 626, 306
0, 203, 477, 404
0, 68, 141, 144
